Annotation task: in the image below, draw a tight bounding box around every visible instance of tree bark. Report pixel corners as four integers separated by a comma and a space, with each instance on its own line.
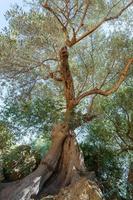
0, 47, 103, 200
0, 123, 88, 200
59, 46, 75, 110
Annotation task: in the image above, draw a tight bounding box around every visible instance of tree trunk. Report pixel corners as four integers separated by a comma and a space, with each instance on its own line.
0, 123, 86, 200
0, 47, 104, 199
37, 130, 86, 199
0, 123, 103, 200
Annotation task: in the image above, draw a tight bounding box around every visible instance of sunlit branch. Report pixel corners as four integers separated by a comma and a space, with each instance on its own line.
76, 58, 133, 105
66, 1, 133, 47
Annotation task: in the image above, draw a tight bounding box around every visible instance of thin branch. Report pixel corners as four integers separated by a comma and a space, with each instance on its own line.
89, 35, 96, 88
42, 2, 71, 43
75, 52, 90, 96
75, 0, 90, 34
88, 70, 110, 112
42, 2, 66, 29
70, 2, 83, 21
65, 0, 70, 27
66, 1, 133, 47
5, 57, 57, 79
76, 58, 133, 104
105, 1, 132, 21
119, 146, 133, 154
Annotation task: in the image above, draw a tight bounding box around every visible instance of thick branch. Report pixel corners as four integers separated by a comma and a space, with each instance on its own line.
76, 58, 133, 104
59, 46, 75, 109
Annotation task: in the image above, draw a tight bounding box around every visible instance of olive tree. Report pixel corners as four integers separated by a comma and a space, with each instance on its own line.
0, 0, 133, 199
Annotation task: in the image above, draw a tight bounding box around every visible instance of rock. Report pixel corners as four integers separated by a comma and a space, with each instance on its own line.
41, 178, 104, 200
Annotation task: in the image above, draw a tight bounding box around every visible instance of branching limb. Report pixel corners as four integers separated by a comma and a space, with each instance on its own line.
76, 58, 133, 105
66, 1, 133, 47
42, 2, 66, 29
42, 2, 70, 43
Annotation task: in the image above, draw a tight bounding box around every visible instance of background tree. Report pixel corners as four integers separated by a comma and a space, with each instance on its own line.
81, 73, 133, 199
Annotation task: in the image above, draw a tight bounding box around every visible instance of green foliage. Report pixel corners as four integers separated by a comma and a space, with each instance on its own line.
31, 136, 51, 158
98, 86, 133, 150
0, 122, 14, 153
3, 145, 41, 181
2, 85, 64, 140
80, 129, 123, 199
0, 0, 132, 101
81, 83, 133, 199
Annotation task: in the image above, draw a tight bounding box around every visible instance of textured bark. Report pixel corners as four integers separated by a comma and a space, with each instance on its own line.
0, 160, 4, 182
0, 123, 69, 200
59, 46, 75, 110
0, 47, 103, 200
0, 124, 88, 200
37, 132, 86, 199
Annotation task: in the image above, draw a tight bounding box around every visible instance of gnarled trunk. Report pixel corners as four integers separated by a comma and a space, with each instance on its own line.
0, 123, 87, 200
0, 47, 104, 200
0, 123, 103, 200
37, 131, 86, 199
